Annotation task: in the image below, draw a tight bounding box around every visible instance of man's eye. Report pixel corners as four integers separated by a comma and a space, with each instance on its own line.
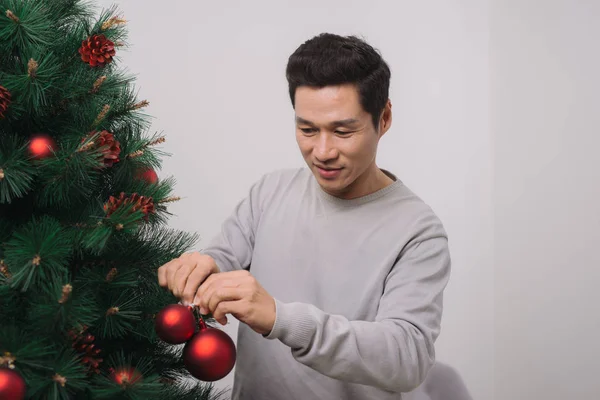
300, 128, 317, 134
335, 130, 353, 135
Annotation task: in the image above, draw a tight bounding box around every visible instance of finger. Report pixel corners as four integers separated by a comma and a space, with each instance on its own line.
195, 278, 238, 313
192, 273, 220, 307
212, 300, 245, 325
207, 286, 246, 315
166, 259, 184, 292
194, 270, 249, 306
194, 278, 240, 314
182, 264, 214, 305
158, 265, 167, 287
172, 263, 196, 299
158, 259, 178, 288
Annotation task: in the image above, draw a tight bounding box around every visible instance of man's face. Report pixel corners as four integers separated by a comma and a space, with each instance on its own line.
294, 84, 391, 199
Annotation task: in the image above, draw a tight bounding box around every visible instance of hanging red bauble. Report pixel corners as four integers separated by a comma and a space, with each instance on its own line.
154, 304, 196, 344
0, 368, 26, 400
183, 317, 236, 382
28, 134, 56, 159
135, 167, 158, 184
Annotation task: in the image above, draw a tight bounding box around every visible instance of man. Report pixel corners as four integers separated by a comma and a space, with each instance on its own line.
158, 33, 451, 399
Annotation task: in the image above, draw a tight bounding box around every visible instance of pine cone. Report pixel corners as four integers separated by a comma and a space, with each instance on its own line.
83, 130, 121, 167
79, 34, 116, 67
104, 192, 155, 220
0, 85, 11, 119
68, 326, 103, 374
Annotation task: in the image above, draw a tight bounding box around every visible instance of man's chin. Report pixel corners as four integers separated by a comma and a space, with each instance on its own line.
314, 177, 347, 196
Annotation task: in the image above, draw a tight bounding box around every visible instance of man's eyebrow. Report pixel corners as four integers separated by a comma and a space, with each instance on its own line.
330, 118, 360, 126
295, 117, 360, 127
295, 116, 315, 126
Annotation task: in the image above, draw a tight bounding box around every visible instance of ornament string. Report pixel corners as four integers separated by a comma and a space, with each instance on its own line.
183, 303, 208, 330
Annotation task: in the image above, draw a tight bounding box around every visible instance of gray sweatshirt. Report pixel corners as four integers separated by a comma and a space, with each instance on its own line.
202, 167, 451, 400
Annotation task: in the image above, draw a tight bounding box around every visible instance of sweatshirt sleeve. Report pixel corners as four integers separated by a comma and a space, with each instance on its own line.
264, 233, 451, 393
201, 175, 267, 273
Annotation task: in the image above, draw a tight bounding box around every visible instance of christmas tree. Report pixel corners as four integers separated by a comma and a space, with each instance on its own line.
0, 1, 227, 399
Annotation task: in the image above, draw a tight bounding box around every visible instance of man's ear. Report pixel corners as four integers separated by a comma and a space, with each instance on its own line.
378, 99, 392, 137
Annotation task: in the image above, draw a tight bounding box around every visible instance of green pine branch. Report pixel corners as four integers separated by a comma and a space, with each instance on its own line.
4, 215, 72, 292
27, 278, 100, 335
26, 350, 89, 400
0, 134, 36, 203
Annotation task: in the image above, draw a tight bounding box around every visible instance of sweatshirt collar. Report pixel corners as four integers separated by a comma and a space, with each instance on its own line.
314, 169, 403, 207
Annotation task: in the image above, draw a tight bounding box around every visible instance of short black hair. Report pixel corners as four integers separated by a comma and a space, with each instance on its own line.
286, 33, 391, 129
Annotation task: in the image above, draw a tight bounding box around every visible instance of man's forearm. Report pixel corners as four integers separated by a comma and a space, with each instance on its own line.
265, 299, 436, 393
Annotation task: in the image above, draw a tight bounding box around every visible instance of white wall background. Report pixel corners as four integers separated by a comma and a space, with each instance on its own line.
492, 1, 600, 399
94, 1, 600, 399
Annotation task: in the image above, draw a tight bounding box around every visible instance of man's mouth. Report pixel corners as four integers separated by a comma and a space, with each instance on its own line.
314, 164, 342, 171
314, 165, 343, 179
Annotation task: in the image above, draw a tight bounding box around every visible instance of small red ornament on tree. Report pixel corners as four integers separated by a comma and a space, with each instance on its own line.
155, 304, 196, 344
0, 85, 11, 119
135, 167, 158, 184
0, 368, 26, 400
110, 367, 142, 386
81, 130, 121, 167
79, 34, 116, 67
183, 316, 236, 382
29, 134, 56, 159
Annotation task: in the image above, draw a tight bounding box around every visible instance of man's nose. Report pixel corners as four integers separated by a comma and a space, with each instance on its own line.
314, 133, 338, 162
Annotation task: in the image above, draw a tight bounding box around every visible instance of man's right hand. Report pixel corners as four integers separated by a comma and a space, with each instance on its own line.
157, 252, 219, 305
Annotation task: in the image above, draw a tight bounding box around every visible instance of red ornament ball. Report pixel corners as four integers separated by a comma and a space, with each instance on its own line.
135, 167, 158, 184
154, 304, 196, 344
183, 323, 236, 382
0, 368, 26, 400
29, 134, 56, 159
110, 367, 142, 386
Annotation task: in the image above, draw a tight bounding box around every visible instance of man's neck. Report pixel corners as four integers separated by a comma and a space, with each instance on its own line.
338, 165, 394, 200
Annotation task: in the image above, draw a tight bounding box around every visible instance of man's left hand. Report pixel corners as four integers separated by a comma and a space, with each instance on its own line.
194, 270, 276, 335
